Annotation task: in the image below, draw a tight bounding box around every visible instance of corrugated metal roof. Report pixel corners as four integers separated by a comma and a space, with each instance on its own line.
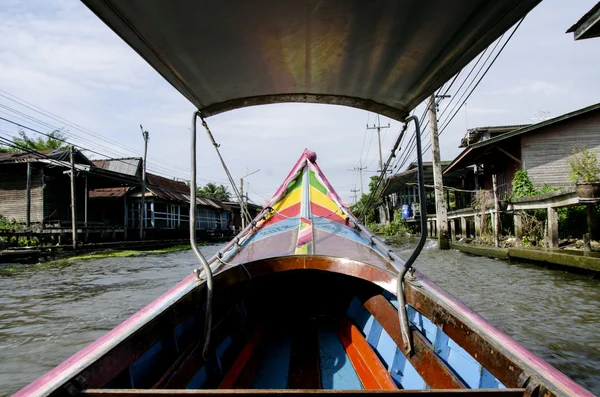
0, 149, 92, 165
566, 2, 600, 40
144, 173, 230, 210
92, 157, 142, 177
89, 187, 130, 198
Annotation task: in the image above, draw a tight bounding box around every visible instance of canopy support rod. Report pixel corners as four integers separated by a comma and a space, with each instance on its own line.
200, 118, 252, 225
396, 114, 428, 355
190, 110, 214, 359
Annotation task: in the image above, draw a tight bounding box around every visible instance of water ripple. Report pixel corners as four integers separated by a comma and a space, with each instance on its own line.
0, 243, 598, 395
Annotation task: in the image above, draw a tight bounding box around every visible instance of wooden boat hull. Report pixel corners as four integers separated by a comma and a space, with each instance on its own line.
16, 254, 592, 396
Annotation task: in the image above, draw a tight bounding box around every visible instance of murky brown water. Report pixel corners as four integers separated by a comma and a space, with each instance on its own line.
0, 242, 598, 395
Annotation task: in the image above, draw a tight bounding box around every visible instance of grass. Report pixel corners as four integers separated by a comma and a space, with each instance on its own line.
0, 244, 193, 275
64, 244, 191, 262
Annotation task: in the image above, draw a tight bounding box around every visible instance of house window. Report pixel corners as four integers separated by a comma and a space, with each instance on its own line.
128, 202, 153, 228
220, 211, 229, 230
196, 209, 217, 230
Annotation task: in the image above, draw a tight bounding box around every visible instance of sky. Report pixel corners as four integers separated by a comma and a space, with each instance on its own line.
0, 0, 599, 205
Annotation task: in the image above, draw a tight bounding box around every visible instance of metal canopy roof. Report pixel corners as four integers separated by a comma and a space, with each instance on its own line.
82, 0, 540, 120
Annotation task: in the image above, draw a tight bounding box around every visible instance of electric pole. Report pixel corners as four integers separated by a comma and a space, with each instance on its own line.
240, 169, 260, 229
239, 178, 244, 228
347, 161, 367, 195
351, 188, 360, 204
428, 94, 450, 249
140, 125, 149, 240
69, 146, 78, 250
366, 115, 390, 172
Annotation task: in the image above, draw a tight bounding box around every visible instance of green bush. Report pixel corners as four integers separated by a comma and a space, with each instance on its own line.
511, 170, 537, 199
557, 205, 588, 238
367, 210, 411, 237
568, 147, 600, 183
0, 214, 20, 230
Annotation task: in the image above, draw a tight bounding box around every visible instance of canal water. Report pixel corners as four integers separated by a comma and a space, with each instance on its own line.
0, 242, 598, 395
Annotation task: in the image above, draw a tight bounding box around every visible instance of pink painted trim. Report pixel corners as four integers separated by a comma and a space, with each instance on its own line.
412, 271, 594, 397
267, 149, 312, 207
15, 274, 199, 397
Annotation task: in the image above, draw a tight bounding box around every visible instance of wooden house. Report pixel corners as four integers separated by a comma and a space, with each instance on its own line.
91, 158, 232, 237
0, 152, 232, 242
443, 103, 600, 199
0, 149, 94, 227
567, 2, 600, 41
223, 200, 263, 231
379, 161, 470, 223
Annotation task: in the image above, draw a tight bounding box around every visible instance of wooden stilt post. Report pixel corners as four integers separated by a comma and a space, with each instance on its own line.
547, 206, 559, 248
514, 211, 523, 243
492, 174, 500, 247
474, 214, 481, 238
69, 146, 78, 250
587, 204, 596, 240
460, 217, 467, 238
124, 195, 128, 240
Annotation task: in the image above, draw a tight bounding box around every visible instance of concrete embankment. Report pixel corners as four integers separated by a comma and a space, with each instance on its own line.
450, 243, 600, 274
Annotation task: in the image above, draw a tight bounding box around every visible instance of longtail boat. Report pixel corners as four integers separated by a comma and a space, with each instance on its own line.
16, 1, 593, 396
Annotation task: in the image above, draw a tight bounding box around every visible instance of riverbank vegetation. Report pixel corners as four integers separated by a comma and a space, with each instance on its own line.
63, 244, 191, 262
464, 166, 599, 251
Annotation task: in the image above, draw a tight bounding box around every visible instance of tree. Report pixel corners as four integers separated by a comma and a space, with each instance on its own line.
197, 183, 231, 201
349, 176, 381, 223
0, 129, 69, 152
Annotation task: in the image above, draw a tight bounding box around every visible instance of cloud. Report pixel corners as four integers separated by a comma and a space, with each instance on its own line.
0, 0, 599, 205
488, 80, 567, 96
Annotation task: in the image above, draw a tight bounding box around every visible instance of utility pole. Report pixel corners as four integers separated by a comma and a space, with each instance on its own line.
140, 125, 149, 240
347, 161, 367, 195
240, 178, 245, 229
240, 169, 260, 229
366, 115, 390, 172
429, 94, 450, 250
351, 188, 360, 204
69, 146, 78, 250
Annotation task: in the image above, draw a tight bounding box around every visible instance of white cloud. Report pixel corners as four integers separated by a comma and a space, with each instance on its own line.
488, 80, 567, 96
0, 0, 599, 205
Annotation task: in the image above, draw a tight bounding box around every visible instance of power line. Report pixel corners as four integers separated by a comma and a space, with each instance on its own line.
391, 18, 521, 175
0, 102, 195, 178
426, 17, 526, 153
0, 116, 235, 187
0, 88, 190, 173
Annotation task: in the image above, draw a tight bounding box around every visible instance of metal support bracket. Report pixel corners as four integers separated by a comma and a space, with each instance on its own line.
190, 110, 214, 359
395, 114, 428, 355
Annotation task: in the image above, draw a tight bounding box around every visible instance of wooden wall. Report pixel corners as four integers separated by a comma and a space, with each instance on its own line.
482, 138, 522, 199
522, 110, 600, 188
43, 167, 86, 223
0, 163, 44, 223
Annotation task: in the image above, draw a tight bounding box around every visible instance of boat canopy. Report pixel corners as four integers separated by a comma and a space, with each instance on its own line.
82, 0, 540, 120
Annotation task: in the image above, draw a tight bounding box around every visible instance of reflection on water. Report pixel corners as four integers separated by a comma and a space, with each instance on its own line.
0, 242, 598, 395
